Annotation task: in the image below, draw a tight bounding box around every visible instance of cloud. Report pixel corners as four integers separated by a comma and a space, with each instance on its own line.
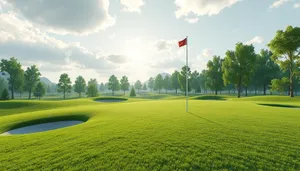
120, 0, 145, 13
245, 36, 264, 45
269, 0, 291, 8
154, 39, 177, 51
4, 0, 115, 35
294, 3, 300, 8
107, 55, 128, 64
0, 13, 115, 73
175, 0, 242, 22
185, 17, 199, 23
201, 48, 214, 57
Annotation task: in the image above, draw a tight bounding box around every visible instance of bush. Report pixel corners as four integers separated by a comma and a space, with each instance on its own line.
130, 87, 136, 97
1, 88, 10, 100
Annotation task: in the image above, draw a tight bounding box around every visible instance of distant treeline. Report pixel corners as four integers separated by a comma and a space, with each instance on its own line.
0, 25, 299, 100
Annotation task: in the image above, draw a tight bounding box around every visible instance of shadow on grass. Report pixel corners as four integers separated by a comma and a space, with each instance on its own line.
258, 103, 300, 108
187, 112, 222, 125
194, 95, 226, 101
93, 97, 128, 103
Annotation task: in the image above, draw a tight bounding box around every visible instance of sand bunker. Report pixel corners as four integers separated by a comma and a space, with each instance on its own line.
1, 120, 83, 135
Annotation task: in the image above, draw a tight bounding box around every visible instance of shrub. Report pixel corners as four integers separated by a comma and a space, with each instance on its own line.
1, 88, 10, 100
130, 87, 136, 97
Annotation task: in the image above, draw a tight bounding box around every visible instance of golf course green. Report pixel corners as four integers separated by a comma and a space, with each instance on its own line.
0, 95, 299, 170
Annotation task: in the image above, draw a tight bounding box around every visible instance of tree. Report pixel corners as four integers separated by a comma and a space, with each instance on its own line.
143, 84, 147, 91
99, 83, 105, 92
270, 77, 290, 95
199, 70, 208, 93
171, 70, 180, 94
130, 87, 136, 97
1, 88, 9, 100
178, 66, 192, 96
24, 65, 41, 99
74, 76, 86, 97
252, 49, 280, 95
148, 77, 154, 92
134, 80, 142, 93
0, 77, 8, 95
206, 56, 224, 95
87, 79, 98, 97
33, 82, 46, 100
0, 57, 24, 99
163, 75, 172, 93
222, 43, 257, 98
190, 70, 200, 94
268, 26, 300, 97
155, 74, 164, 94
120, 76, 130, 95
108, 75, 120, 96
57, 73, 72, 99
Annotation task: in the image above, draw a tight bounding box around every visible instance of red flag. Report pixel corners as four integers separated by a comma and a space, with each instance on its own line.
178, 38, 187, 47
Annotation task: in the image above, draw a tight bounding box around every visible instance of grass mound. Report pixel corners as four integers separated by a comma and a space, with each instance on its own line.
258, 103, 300, 108
193, 95, 227, 101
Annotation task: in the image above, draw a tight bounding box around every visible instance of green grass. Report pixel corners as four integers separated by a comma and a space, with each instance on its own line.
0, 95, 300, 170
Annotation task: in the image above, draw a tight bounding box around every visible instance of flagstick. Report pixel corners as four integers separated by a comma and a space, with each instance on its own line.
186, 36, 188, 112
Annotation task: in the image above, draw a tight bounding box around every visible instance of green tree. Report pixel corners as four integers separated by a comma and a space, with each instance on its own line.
270, 77, 290, 95
108, 75, 120, 96
134, 80, 142, 93
178, 66, 192, 96
24, 65, 41, 99
0, 57, 24, 99
33, 82, 46, 100
0, 77, 8, 96
222, 43, 257, 98
130, 87, 136, 97
190, 70, 200, 94
74, 76, 86, 97
155, 74, 164, 94
171, 70, 180, 94
120, 76, 130, 95
57, 73, 72, 99
1, 88, 10, 100
252, 49, 280, 95
143, 83, 147, 91
148, 77, 154, 92
268, 25, 300, 97
87, 79, 98, 97
199, 70, 208, 93
163, 75, 171, 93
206, 56, 224, 95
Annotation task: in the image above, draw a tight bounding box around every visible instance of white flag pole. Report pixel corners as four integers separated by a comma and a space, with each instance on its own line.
186, 36, 188, 112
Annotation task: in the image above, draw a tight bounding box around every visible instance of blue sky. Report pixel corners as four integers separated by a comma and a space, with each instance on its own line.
0, 0, 299, 83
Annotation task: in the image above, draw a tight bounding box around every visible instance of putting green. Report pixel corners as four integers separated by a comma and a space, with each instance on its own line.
0, 96, 299, 170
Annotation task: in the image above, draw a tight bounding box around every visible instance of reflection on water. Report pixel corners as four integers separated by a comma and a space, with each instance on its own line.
1, 120, 83, 135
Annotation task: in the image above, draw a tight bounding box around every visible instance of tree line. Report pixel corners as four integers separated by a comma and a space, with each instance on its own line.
0, 25, 299, 100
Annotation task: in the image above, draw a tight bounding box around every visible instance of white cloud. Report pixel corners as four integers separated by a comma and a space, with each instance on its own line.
294, 3, 300, 8
4, 0, 115, 35
106, 54, 128, 64
0, 13, 116, 75
269, 0, 291, 8
120, 0, 145, 13
201, 48, 214, 57
175, 0, 242, 22
245, 36, 264, 45
185, 17, 199, 23
154, 39, 177, 51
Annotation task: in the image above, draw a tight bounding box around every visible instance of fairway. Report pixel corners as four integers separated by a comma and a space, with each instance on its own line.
0, 96, 300, 170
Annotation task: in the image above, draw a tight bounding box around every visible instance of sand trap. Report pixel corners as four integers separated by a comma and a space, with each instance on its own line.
1, 120, 83, 135
96, 99, 126, 103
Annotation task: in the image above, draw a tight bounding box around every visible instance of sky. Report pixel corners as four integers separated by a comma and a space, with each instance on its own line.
0, 0, 299, 84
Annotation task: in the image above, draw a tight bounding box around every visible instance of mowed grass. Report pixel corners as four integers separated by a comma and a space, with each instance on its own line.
0, 96, 300, 170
